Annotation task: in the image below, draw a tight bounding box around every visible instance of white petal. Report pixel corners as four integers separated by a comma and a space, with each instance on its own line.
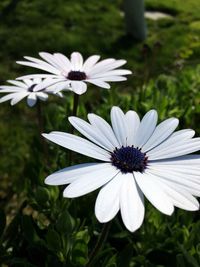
33, 78, 58, 92
149, 165, 200, 180
111, 106, 128, 146
56, 92, 63, 97
53, 53, 72, 71
42, 132, 110, 161
89, 59, 126, 76
87, 58, 115, 75
120, 173, 145, 232
45, 163, 106, 185
24, 55, 62, 73
37, 92, 48, 101
33, 78, 42, 84
0, 92, 28, 105
148, 138, 200, 160
142, 118, 179, 152
0, 86, 25, 92
147, 129, 195, 158
87, 113, 119, 148
70, 52, 83, 70
134, 172, 174, 215
63, 164, 118, 198
47, 80, 70, 93
16, 60, 60, 75
17, 74, 58, 80
82, 55, 100, 73
92, 69, 132, 78
27, 93, 37, 107
145, 171, 199, 211
95, 173, 122, 223
11, 92, 29, 105
171, 129, 195, 138
150, 154, 200, 165
147, 164, 200, 197
71, 81, 87, 95
98, 76, 127, 82
86, 79, 110, 89
23, 79, 33, 86
135, 110, 158, 148
39, 52, 63, 69
7, 80, 27, 88
125, 110, 140, 146
69, 116, 114, 151
0, 92, 19, 103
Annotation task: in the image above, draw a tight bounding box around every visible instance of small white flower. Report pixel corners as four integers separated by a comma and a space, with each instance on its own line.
0, 78, 63, 107
43, 107, 200, 232
16, 52, 132, 95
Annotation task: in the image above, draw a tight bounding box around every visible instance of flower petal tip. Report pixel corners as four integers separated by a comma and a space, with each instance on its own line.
42, 133, 48, 138
63, 190, 73, 198
68, 116, 76, 123
44, 177, 50, 185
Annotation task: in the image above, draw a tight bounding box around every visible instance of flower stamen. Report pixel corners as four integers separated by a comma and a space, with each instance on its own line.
110, 146, 148, 174
28, 84, 36, 92
67, 71, 87, 81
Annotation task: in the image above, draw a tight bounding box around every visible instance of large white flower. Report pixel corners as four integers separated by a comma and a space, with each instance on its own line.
43, 107, 200, 232
0, 78, 62, 107
16, 52, 132, 95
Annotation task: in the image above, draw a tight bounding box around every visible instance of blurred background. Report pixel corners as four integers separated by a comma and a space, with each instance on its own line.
0, 0, 200, 266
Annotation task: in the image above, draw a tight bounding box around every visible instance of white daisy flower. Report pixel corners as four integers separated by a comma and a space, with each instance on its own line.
0, 78, 63, 107
16, 52, 132, 95
43, 107, 200, 232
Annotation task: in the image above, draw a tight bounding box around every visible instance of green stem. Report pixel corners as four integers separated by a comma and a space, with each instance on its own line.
72, 93, 79, 117
36, 102, 48, 162
69, 93, 79, 163
70, 93, 79, 134
85, 222, 112, 267
36, 101, 43, 133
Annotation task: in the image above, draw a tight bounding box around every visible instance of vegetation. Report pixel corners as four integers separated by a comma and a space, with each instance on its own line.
0, 0, 200, 266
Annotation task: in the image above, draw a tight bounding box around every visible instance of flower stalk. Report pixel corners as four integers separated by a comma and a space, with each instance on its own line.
86, 222, 112, 267
69, 93, 80, 164
36, 102, 48, 162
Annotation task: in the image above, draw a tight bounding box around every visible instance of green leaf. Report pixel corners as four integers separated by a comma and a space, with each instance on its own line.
71, 229, 90, 266
72, 240, 88, 266
35, 186, 50, 205
105, 254, 117, 267
176, 254, 186, 267
76, 229, 90, 244
178, 244, 199, 267
21, 215, 40, 245
46, 229, 61, 252
56, 210, 75, 234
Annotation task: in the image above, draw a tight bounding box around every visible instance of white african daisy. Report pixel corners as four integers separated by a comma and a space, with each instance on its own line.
43, 107, 200, 232
0, 78, 62, 107
16, 52, 132, 95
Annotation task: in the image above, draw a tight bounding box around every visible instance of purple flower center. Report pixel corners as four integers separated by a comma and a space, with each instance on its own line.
110, 146, 148, 174
67, 71, 87, 81
28, 84, 36, 92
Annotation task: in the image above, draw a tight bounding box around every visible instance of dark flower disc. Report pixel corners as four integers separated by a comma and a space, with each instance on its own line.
111, 146, 148, 174
67, 71, 87, 81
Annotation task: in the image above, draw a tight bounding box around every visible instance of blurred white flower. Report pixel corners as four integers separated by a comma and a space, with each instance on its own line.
16, 52, 132, 95
0, 78, 62, 107
43, 107, 200, 232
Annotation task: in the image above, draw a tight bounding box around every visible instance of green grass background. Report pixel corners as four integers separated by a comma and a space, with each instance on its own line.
0, 0, 200, 266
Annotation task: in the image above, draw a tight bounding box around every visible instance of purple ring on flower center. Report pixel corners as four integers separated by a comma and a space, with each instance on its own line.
28, 84, 36, 92
110, 146, 148, 174
67, 71, 87, 81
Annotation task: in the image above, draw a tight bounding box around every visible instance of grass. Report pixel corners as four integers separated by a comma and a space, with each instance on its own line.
0, 0, 200, 266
